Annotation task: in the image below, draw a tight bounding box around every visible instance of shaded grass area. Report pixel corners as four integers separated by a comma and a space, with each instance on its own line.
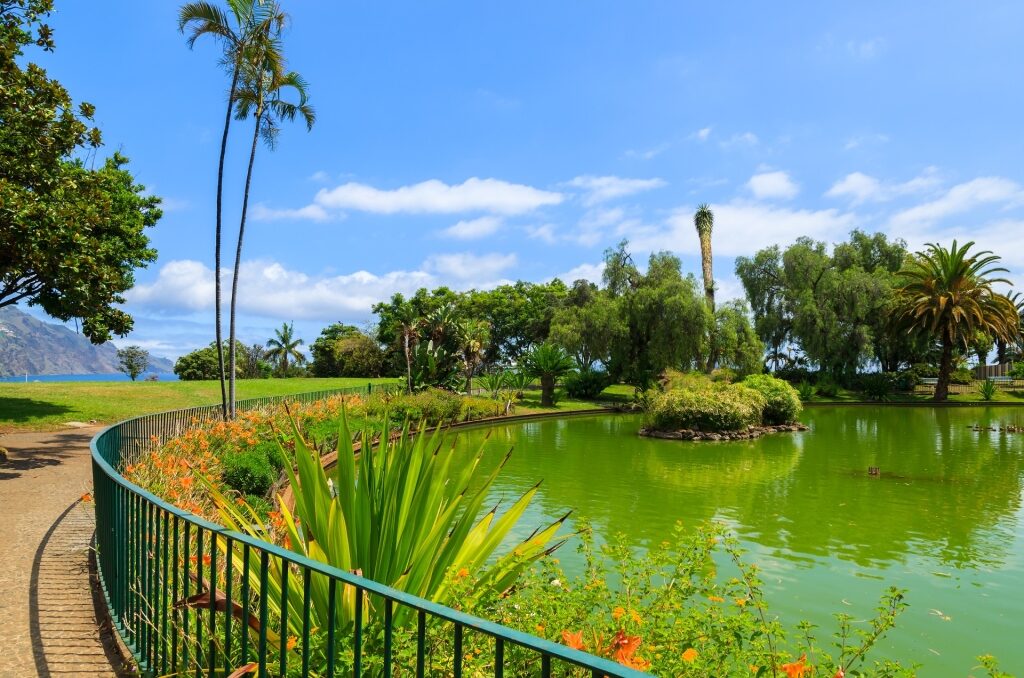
0, 377, 400, 432
803, 387, 1024, 404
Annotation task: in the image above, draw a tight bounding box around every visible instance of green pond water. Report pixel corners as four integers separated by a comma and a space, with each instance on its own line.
453, 406, 1024, 676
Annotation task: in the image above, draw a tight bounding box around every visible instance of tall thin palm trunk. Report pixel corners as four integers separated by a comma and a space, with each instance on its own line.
228, 101, 264, 418
699, 231, 714, 311
214, 65, 241, 421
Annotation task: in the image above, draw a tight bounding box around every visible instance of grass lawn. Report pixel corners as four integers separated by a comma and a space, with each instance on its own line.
803, 387, 1024, 405
0, 377, 401, 432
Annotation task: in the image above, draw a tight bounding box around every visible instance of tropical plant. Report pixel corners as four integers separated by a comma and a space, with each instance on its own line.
563, 367, 612, 399
979, 378, 998, 402
815, 375, 840, 398
265, 321, 305, 375
857, 373, 895, 402
115, 345, 150, 381
227, 23, 314, 415
894, 241, 1021, 401
206, 411, 569, 643
505, 369, 533, 398
479, 369, 508, 399
179, 0, 285, 419
521, 343, 577, 406
410, 339, 461, 391
456, 318, 490, 393
995, 291, 1024, 364
694, 203, 715, 311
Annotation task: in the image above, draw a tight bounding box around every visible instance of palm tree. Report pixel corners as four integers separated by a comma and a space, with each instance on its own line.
394, 303, 420, 393
895, 241, 1021, 401
995, 292, 1023, 365
227, 21, 315, 416
521, 343, 576, 407
179, 0, 284, 420
694, 203, 715, 311
456, 318, 490, 393
266, 322, 305, 375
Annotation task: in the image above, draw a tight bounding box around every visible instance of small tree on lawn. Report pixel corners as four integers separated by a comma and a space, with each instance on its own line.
522, 342, 576, 407
116, 345, 150, 381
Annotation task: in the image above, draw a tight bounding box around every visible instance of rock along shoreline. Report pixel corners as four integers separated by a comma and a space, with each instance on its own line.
639, 422, 809, 442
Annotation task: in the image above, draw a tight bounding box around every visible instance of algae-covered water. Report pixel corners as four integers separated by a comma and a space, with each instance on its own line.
454, 407, 1024, 675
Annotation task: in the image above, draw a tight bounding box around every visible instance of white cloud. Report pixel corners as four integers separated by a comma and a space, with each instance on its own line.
309, 170, 331, 183
252, 203, 331, 222
567, 175, 667, 206
843, 133, 889, 150
314, 177, 562, 215
624, 143, 670, 160
693, 127, 712, 141
573, 207, 627, 246
826, 168, 942, 205
747, 171, 799, 200
127, 253, 521, 321
525, 223, 558, 244
621, 202, 856, 257
556, 262, 606, 284
423, 252, 517, 280
720, 132, 759, 149
440, 216, 503, 240
889, 177, 1024, 228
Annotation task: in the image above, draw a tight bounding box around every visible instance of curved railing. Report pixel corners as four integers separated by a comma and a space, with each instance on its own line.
91, 385, 648, 677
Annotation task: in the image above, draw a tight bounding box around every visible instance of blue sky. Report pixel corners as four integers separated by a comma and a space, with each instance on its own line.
30, 1, 1024, 359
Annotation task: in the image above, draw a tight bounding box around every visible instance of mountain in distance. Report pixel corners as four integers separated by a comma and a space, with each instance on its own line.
0, 306, 174, 377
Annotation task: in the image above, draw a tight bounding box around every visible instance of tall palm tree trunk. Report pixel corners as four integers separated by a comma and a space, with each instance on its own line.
404, 331, 413, 393
934, 334, 954, 402
214, 65, 241, 421
228, 103, 264, 418
699, 232, 714, 312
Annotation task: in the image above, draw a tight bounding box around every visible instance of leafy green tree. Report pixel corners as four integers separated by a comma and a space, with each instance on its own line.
465, 280, 568, 362
708, 301, 764, 378
1, 3, 160, 342
116, 345, 150, 381
179, 0, 286, 418
332, 332, 386, 377
174, 343, 223, 380
995, 292, 1023, 364
265, 322, 305, 376
603, 241, 710, 387
227, 10, 314, 415
549, 282, 624, 370
237, 342, 271, 378
521, 342, 576, 406
310, 322, 361, 376
735, 246, 790, 370
894, 241, 1021, 401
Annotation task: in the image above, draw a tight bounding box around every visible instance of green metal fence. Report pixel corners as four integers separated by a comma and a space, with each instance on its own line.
91, 384, 649, 677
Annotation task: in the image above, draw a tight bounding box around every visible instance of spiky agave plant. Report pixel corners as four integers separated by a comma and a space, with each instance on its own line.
207, 407, 569, 645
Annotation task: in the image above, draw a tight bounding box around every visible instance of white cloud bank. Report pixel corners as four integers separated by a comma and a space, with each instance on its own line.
440, 216, 503, 239
567, 175, 667, 206
747, 171, 799, 200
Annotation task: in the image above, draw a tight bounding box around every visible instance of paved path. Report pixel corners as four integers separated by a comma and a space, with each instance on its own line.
0, 427, 126, 677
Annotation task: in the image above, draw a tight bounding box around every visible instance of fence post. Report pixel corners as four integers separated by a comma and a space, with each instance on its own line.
367, 382, 372, 395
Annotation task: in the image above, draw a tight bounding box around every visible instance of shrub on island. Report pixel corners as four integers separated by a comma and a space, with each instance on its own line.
740, 374, 802, 425
644, 382, 766, 432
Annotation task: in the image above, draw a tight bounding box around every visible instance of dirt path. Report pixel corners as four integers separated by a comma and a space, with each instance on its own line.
0, 427, 126, 677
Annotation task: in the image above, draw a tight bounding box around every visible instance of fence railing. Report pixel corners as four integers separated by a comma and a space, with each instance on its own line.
90, 384, 648, 677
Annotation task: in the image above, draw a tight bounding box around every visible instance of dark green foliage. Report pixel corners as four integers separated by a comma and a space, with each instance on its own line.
242, 494, 273, 520
797, 380, 815, 401
816, 376, 841, 398
563, 367, 611, 399
857, 373, 895, 402
222, 449, 275, 496
411, 340, 461, 391
174, 341, 246, 380
950, 367, 974, 385
741, 374, 802, 424
1012, 362, 1024, 379
309, 323, 362, 376
773, 365, 815, 384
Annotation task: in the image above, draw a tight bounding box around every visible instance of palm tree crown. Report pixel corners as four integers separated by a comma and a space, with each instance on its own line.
895, 240, 1020, 400
694, 203, 715, 312
266, 321, 305, 373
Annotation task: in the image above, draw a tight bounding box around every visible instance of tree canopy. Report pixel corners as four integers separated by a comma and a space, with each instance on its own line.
0, 1, 160, 342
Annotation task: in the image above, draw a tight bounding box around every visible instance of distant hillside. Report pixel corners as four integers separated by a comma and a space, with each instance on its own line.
0, 307, 174, 377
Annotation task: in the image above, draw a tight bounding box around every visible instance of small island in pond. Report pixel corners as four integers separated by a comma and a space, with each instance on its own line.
639, 370, 808, 441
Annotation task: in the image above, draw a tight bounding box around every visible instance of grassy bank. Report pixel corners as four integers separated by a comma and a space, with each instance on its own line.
802, 387, 1024, 404
0, 377, 401, 432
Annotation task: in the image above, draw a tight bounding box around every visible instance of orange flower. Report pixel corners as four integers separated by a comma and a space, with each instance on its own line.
734, 597, 748, 607
561, 630, 585, 651
707, 595, 725, 603
833, 670, 845, 678
80, 492, 93, 502
612, 606, 625, 620
456, 568, 470, 579
682, 647, 699, 663
609, 630, 644, 668
202, 554, 212, 567
286, 636, 298, 651
780, 654, 810, 678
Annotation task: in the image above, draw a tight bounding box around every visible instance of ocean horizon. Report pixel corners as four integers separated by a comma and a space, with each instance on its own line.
0, 372, 180, 383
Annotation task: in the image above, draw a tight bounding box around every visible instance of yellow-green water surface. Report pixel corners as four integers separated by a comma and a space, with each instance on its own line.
455, 406, 1024, 676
